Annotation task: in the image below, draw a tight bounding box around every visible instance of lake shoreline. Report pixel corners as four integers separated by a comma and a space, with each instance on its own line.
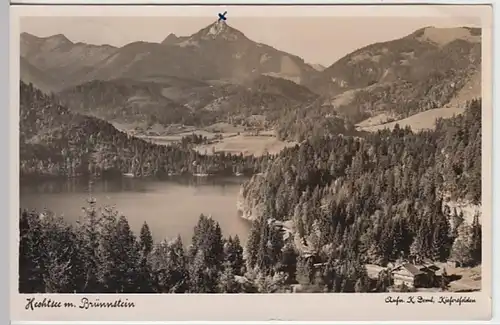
20, 175, 252, 244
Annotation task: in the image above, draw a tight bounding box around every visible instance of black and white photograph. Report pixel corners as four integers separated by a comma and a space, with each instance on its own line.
14, 4, 490, 305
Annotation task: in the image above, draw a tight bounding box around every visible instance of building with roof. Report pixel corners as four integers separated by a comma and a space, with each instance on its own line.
390, 262, 440, 288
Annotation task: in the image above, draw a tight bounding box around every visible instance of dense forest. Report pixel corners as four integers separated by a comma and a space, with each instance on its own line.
241, 98, 482, 277
20, 203, 393, 293
19, 99, 482, 293
20, 81, 272, 178
20, 207, 285, 293
274, 100, 357, 142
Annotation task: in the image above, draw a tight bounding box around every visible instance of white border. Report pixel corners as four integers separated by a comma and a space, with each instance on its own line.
8, 0, 497, 5
8, 1, 498, 324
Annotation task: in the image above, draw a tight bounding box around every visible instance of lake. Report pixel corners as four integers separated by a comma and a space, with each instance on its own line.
19, 176, 251, 244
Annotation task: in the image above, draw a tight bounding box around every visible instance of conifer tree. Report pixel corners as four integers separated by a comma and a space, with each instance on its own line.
296, 255, 314, 285
431, 211, 451, 261
470, 213, 482, 265
97, 206, 119, 292
39, 213, 79, 293
224, 235, 244, 275
136, 222, 154, 293
139, 221, 154, 257
112, 216, 140, 292
245, 219, 261, 270
75, 201, 102, 292
450, 222, 474, 266
218, 262, 242, 293
19, 211, 45, 293
280, 243, 298, 284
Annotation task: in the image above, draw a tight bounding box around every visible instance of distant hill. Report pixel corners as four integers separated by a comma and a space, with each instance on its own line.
20, 57, 59, 94
356, 70, 482, 132
57, 74, 319, 132
20, 32, 118, 91
244, 75, 318, 102
57, 78, 201, 127
308, 27, 481, 122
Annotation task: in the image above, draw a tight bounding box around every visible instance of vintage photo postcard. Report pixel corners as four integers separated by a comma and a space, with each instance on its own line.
10, 3, 493, 322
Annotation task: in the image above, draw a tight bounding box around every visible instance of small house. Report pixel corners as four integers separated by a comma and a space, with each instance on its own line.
391, 263, 426, 288
390, 263, 438, 288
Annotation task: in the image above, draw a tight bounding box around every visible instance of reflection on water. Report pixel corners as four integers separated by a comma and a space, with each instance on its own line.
20, 175, 249, 194
20, 175, 251, 244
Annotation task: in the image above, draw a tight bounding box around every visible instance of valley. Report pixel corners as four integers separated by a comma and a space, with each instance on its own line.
113, 120, 296, 157
142, 131, 296, 157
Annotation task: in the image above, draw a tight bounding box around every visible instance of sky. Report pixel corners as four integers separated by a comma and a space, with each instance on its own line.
19, 10, 484, 66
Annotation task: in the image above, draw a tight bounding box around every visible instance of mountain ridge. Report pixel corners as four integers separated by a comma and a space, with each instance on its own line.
21, 25, 480, 78
21, 20, 319, 91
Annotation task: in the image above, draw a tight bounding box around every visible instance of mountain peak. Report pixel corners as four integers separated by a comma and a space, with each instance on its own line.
208, 20, 229, 34
45, 33, 73, 46
20, 32, 73, 47
21, 32, 38, 40
49, 33, 70, 41
412, 26, 481, 46
161, 33, 180, 45
193, 20, 245, 42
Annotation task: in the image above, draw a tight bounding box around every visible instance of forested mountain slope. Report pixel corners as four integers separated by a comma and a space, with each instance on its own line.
19, 81, 268, 178
308, 27, 481, 122
57, 75, 320, 132
241, 99, 482, 271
